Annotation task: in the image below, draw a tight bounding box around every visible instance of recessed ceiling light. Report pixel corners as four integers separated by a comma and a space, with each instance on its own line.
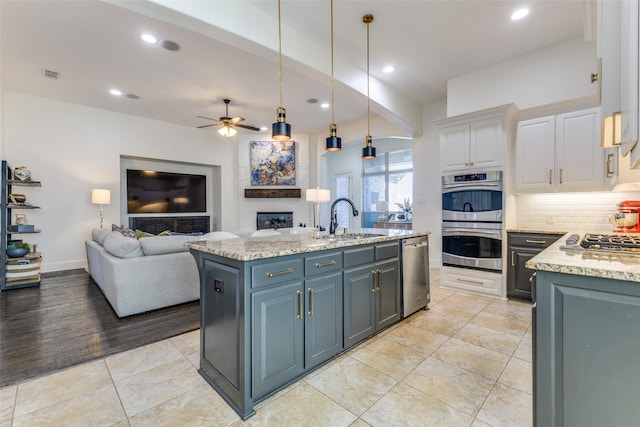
383, 65, 395, 73
320, 103, 330, 109
109, 89, 122, 96
260, 126, 268, 132
307, 98, 319, 104
511, 8, 529, 20
141, 34, 157, 44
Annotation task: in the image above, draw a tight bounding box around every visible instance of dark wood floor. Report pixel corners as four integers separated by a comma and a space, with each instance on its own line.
0, 269, 199, 387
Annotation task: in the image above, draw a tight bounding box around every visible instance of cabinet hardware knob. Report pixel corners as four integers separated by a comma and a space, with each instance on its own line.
297, 290, 303, 319
590, 72, 598, 83
267, 268, 294, 277
308, 288, 314, 316
315, 260, 337, 268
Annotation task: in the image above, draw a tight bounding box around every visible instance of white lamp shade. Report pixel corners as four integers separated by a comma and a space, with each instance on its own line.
306, 188, 330, 203
91, 189, 111, 205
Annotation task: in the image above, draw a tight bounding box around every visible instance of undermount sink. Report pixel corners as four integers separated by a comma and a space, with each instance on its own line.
314, 232, 385, 243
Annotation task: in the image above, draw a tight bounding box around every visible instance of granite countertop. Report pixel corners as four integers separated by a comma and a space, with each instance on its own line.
507, 228, 567, 235
526, 233, 640, 283
185, 228, 430, 261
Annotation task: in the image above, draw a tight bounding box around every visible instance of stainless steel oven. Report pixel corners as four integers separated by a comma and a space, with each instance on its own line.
442, 171, 503, 272
442, 221, 502, 271
442, 171, 503, 222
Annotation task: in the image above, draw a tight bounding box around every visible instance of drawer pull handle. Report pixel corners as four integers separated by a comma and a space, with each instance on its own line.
525, 240, 547, 244
308, 288, 314, 316
511, 250, 516, 267
297, 291, 303, 319
606, 153, 614, 177
376, 269, 381, 291
456, 278, 483, 285
266, 268, 294, 277
549, 169, 553, 185
315, 260, 337, 268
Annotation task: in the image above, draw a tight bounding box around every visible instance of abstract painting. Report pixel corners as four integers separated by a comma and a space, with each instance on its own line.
250, 140, 296, 186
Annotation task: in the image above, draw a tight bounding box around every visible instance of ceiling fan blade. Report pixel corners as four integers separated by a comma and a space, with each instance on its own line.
197, 115, 217, 121
230, 116, 245, 124
197, 124, 217, 129
235, 123, 261, 131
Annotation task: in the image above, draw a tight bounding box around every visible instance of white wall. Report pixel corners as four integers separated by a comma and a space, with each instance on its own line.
3, 91, 237, 272
412, 98, 447, 267
236, 134, 312, 230
447, 37, 598, 117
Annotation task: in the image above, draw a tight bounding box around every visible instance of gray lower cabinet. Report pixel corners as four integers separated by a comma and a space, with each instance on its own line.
535, 271, 640, 426
507, 232, 560, 301
192, 242, 398, 420
344, 243, 400, 347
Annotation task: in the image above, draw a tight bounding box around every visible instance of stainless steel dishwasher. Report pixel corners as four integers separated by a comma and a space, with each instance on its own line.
400, 235, 430, 317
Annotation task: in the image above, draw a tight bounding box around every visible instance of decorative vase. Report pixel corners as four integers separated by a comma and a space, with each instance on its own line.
13, 166, 31, 181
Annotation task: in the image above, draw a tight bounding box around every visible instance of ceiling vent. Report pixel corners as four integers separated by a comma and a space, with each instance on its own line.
42, 69, 61, 80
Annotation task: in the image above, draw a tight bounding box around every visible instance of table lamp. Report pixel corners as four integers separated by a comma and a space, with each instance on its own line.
306, 188, 330, 229
91, 188, 111, 229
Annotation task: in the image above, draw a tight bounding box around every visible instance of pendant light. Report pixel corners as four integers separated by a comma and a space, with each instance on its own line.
325, 0, 341, 151
362, 13, 376, 159
272, 0, 292, 141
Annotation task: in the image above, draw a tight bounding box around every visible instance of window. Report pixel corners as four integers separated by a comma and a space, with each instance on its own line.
363, 149, 413, 227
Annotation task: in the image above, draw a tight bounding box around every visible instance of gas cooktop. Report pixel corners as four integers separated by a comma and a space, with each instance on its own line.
579, 233, 640, 253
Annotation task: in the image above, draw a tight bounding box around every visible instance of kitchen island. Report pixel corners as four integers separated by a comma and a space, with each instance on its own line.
185, 229, 429, 419
526, 235, 640, 427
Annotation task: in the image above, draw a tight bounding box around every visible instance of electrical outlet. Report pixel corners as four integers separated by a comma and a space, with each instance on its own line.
546, 215, 555, 224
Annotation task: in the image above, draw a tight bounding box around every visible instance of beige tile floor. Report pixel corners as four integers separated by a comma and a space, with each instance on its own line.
1, 270, 533, 426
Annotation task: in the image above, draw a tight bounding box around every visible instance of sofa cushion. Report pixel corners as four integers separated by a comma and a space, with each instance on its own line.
103, 231, 144, 258
112, 224, 136, 238
92, 229, 112, 246
139, 235, 196, 256
135, 229, 172, 239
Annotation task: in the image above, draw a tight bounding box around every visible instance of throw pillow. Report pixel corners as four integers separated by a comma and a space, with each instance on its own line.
135, 229, 172, 239
103, 232, 144, 258
92, 229, 112, 245
112, 224, 136, 238
139, 235, 195, 256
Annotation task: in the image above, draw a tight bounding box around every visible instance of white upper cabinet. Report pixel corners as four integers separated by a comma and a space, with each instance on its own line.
620, 0, 639, 159
515, 108, 609, 193
437, 104, 516, 173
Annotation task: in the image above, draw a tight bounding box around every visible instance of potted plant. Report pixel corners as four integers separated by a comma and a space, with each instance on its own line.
396, 198, 412, 221
6, 242, 30, 258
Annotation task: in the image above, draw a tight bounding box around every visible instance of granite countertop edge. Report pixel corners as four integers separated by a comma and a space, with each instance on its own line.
185, 229, 430, 261
506, 228, 568, 235
526, 233, 640, 283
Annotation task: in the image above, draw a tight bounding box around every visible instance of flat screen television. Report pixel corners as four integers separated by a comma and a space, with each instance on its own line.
126, 169, 206, 214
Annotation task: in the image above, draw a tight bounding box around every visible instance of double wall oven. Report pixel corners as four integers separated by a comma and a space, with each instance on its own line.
442, 171, 503, 272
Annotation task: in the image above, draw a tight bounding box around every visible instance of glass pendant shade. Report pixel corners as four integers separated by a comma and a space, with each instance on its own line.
362, 135, 376, 159
326, 124, 342, 151
272, 107, 291, 140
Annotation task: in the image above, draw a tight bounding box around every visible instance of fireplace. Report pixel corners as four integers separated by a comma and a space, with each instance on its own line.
256, 212, 293, 230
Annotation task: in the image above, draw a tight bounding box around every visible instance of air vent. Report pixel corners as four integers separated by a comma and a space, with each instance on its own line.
42, 69, 61, 80
125, 94, 140, 99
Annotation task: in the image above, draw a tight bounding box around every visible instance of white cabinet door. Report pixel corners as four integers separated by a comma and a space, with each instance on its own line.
470, 119, 503, 170
440, 124, 470, 172
515, 116, 556, 191
515, 108, 606, 193
555, 108, 604, 190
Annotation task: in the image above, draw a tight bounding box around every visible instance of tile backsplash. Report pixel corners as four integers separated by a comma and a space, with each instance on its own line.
516, 191, 640, 233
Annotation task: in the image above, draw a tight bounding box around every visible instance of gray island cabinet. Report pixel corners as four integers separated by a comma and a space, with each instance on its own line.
186, 231, 415, 419
527, 239, 640, 427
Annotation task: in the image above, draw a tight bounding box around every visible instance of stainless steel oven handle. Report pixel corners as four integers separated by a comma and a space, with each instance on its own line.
443, 228, 502, 238
442, 182, 502, 191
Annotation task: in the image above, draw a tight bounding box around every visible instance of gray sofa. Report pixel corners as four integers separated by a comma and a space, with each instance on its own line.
85, 229, 200, 317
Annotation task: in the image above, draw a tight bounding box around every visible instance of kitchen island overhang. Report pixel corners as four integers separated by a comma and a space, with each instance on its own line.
185, 229, 430, 419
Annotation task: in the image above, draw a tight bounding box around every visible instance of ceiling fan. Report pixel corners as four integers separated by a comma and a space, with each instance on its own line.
197, 99, 260, 137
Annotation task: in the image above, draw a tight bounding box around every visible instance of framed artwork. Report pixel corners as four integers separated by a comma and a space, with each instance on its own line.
250, 140, 296, 186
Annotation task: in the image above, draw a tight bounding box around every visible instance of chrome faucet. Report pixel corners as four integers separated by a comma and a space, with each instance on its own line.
329, 198, 359, 235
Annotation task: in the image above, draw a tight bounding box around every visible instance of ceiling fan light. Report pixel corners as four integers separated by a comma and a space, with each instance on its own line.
218, 125, 237, 137
362, 135, 376, 159
272, 106, 291, 140
326, 124, 341, 151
